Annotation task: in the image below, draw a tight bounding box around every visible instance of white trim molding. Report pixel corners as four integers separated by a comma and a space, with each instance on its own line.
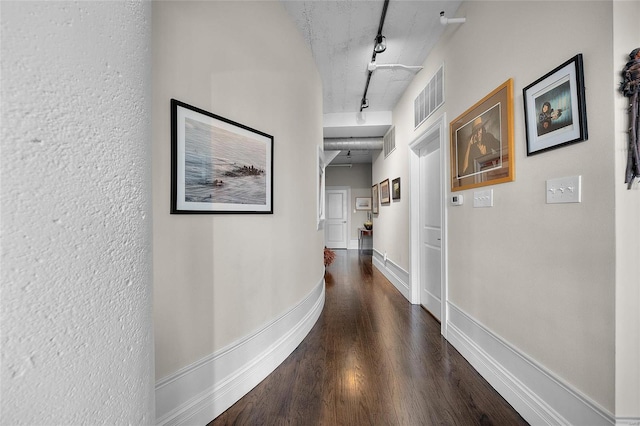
155, 277, 326, 425
408, 113, 448, 334
446, 302, 617, 426
372, 249, 410, 300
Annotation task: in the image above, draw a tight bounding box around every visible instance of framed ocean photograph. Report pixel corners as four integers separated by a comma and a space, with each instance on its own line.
523, 54, 588, 155
171, 99, 273, 214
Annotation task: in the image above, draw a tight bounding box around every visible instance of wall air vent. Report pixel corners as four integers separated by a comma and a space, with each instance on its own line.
384, 126, 395, 158
414, 64, 444, 128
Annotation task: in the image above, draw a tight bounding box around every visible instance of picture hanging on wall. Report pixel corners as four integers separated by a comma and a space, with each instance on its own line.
355, 197, 372, 211
171, 99, 273, 214
371, 184, 379, 214
380, 179, 391, 204
450, 79, 515, 192
523, 54, 588, 156
392, 177, 401, 200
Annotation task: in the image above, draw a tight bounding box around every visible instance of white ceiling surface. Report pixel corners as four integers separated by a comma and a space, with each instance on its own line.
282, 0, 462, 143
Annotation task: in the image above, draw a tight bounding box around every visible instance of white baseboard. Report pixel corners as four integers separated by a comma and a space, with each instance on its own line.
446, 302, 617, 426
617, 418, 640, 426
372, 249, 410, 301
155, 276, 325, 425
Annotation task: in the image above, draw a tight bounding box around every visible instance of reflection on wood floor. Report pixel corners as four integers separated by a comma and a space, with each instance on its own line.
211, 249, 528, 425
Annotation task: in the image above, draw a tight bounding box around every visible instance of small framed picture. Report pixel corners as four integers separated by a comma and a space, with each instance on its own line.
392, 177, 401, 200
380, 179, 390, 204
371, 184, 379, 214
355, 197, 372, 211
523, 54, 588, 155
171, 99, 273, 214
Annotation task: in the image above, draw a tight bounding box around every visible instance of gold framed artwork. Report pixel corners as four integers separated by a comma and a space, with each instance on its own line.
450, 79, 515, 192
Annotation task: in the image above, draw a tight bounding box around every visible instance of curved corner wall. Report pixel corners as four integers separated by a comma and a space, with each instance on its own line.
1, 2, 154, 424
151, 2, 325, 423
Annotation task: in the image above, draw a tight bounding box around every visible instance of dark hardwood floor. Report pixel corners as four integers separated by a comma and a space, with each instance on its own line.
211, 250, 528, 425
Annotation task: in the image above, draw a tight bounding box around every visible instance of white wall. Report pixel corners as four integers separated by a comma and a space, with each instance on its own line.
379, 0, 626, 417
152, 0, 324, 385
371, 148, 411, 267
613, 1, 640, 418
0, 2, 155, 424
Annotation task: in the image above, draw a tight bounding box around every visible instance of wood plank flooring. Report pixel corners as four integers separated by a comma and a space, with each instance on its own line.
210, 250, 528, 425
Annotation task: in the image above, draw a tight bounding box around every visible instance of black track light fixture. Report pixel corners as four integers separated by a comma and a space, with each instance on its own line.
374, 34, 386, 54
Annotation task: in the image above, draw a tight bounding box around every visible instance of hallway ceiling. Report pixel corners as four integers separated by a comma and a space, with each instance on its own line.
282, 0, 461, 133
282, 0, 462, 163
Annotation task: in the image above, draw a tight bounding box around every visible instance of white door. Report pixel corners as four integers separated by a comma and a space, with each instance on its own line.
325, 189, 348, 249
419, 141, 442, 320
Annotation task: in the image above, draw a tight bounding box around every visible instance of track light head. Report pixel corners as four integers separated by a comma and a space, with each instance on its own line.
374, 34, 386, 54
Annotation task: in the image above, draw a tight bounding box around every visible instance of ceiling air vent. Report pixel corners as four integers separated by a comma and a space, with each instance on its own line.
414, 64, 444, 129
383, 126, 395, 158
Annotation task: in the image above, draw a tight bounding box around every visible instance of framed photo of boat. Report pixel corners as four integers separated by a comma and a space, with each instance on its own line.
171, 99, 273, 214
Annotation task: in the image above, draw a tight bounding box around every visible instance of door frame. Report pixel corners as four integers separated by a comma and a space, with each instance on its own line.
409, 114, 448, 337
325, 186, 350, 249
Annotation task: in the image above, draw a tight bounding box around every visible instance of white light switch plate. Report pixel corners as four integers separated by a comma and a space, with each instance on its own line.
546, 175, 581, 203
473, 189, 493, 208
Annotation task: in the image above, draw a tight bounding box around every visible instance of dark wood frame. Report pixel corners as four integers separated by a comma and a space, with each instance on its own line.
171, 99, 273, 214
392, 177, 401, 200
380, 179, 390, 204
523, 54, 588, 156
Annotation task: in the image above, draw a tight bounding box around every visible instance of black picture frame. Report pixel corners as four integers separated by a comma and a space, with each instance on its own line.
171, 99, 273, 214
392, 177, 401, 200
523, 54, 588, 156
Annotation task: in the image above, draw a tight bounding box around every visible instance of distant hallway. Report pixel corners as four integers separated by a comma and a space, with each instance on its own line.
211, 250, 528, 425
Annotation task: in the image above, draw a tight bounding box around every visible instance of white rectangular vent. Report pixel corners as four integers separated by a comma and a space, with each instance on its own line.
414, 64, 444, 128
383, 126, 395, 158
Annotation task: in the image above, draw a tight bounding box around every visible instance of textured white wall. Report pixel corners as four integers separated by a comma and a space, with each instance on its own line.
0, 2, 154, 424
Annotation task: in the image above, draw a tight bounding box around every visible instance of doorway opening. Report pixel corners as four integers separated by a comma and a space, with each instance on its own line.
409, 114, 448, 336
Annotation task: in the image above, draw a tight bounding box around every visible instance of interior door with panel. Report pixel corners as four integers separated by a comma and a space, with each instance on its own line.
420, 141, 442, 321
325, 188, 348, 249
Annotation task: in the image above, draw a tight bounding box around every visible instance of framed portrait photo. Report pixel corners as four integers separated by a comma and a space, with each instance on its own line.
523, 54, 588, 155
171, 99, 273, 214
450, 79, 515, 192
